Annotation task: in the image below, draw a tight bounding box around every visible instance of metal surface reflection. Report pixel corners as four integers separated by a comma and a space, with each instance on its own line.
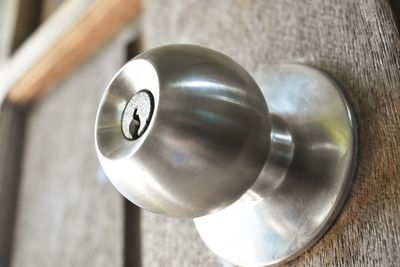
95, 45, 270, 218
94, 45, 357, 266
194, 64, 357, 266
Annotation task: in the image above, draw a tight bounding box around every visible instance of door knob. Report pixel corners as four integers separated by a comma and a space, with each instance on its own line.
95, 45, 357, 266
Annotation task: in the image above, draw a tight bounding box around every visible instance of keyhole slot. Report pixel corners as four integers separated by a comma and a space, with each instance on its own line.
129, 109, 141, 139
121, 90, 154, 141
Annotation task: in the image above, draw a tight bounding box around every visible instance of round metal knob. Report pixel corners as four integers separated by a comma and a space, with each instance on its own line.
95, 45, 270, 218
95, 44, 357, 266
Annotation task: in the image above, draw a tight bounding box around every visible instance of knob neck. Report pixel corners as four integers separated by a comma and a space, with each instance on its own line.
240, 114, 294, 202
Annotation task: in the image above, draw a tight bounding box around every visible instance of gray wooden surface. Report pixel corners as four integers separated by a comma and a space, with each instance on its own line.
10, 24, 139, 267
141, 0, 400, 266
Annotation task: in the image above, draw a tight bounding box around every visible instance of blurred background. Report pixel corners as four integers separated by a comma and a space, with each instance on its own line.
0, 1, 144, 267
0, 0, 399, 267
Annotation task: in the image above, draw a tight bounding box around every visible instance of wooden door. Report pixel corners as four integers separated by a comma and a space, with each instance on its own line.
139, 1, 400, 266
2, 0, 399, 266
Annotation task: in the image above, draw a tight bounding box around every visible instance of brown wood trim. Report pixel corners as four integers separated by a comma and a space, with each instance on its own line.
8, 0, 141, 104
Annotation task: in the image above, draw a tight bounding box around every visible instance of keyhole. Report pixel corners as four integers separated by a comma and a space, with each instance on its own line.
121, 90, 154, 140
129, 108, 141, 139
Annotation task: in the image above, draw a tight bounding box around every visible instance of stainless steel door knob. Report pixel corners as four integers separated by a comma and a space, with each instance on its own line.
95, 44, 357, 266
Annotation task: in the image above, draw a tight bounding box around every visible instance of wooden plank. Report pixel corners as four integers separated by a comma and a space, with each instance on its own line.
0, 0, 141, 105
11, 22, 141, 267
0, 0, 93, 103
141, 0, 400, 266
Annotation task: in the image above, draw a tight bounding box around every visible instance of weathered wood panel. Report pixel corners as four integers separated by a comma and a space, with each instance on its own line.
10, 24, 140, 267
141, 0, 400, 266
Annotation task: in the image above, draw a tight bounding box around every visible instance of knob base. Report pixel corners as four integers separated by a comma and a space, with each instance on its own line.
194, 64, 358, 267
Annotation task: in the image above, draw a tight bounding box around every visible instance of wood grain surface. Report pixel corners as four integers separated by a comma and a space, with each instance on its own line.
141, 0, 400, 266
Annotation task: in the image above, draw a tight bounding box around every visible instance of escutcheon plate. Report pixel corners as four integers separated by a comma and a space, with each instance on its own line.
194, 64, 358, 267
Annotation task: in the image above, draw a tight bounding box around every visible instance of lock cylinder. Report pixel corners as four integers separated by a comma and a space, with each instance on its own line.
121, 90, 154, 140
